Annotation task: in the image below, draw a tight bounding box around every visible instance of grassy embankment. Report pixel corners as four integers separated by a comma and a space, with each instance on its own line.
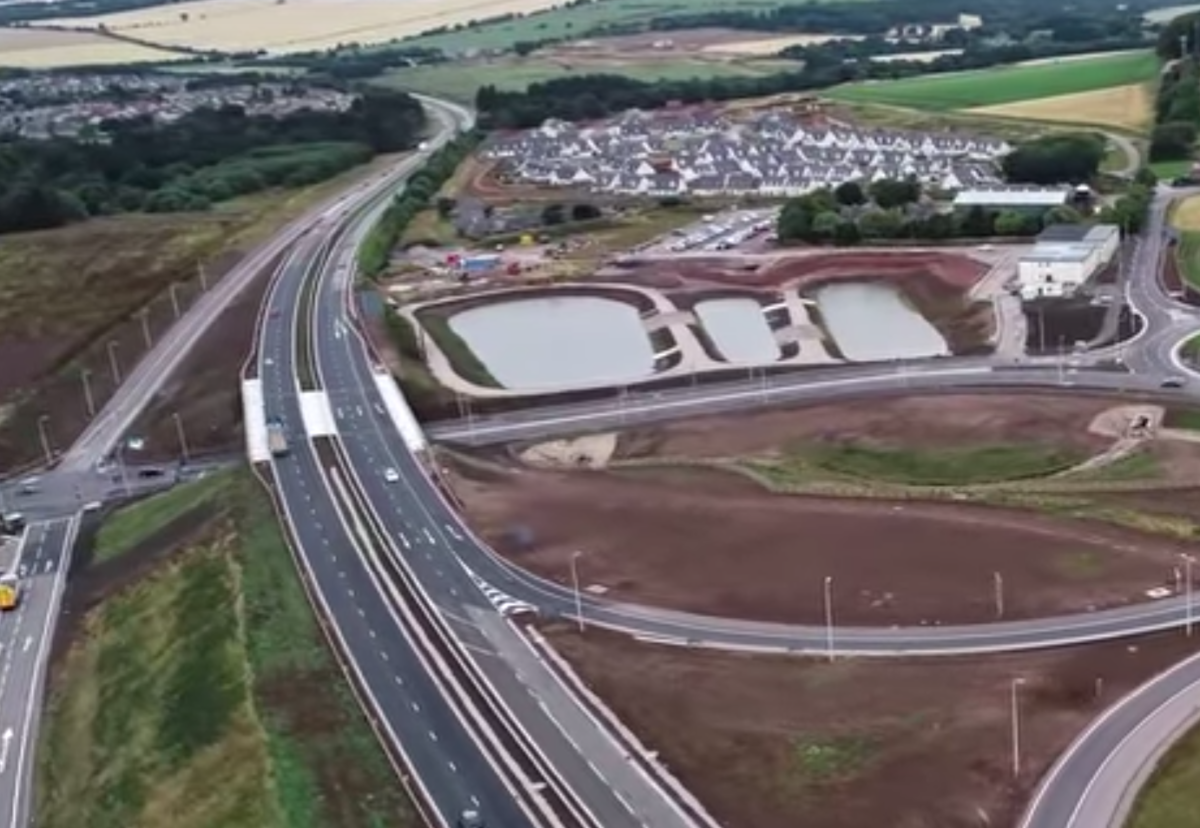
36, 470, 416, 828
91, 472, 228, 564
1128, 721, 1200, 828
1172, 196, 1200, 291
758, 443, 1088, 487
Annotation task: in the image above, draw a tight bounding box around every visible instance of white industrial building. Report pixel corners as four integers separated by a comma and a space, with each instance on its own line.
1017, 224, 1120, 299
953, 185, 1072, 212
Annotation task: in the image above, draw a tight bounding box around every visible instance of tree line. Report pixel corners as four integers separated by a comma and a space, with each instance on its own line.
775, 178, 1083, 245
0, 88, 425, 235
358, 132, 482, 278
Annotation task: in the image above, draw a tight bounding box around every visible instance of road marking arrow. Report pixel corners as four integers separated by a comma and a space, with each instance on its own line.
0, 727, 14, 773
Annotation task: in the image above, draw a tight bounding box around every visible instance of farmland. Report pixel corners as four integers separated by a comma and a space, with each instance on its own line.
378, 54, 801, 103
825, 50, 1159, 112
969, 83, 1152, 132
44, 0, 790, 55
0, 26, 178, 67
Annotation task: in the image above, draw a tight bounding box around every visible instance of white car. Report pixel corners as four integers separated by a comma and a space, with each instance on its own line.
384, 468, 400, 483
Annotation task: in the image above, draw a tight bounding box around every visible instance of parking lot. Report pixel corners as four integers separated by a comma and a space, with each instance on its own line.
650, 207, 779, 254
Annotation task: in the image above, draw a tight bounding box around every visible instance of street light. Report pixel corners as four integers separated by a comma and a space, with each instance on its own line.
570, 551, 585, 633
173, 412, 190, 465
1011, 677, 1026, 779
1183, 554, 1195, 638
107, 341, 121, 384
994, 571, 1004, 620
138, 308, 152, 349
80, 368, 95, 419
823, 575, 835, 662
36, 414, 52, 465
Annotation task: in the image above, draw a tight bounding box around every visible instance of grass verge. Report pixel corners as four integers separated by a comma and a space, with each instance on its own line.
803, 443, 1084, 486
93, 472, 228, 563
36, 469, 416, 828
415, 309, 500, 388
1127, 719, 1200, 828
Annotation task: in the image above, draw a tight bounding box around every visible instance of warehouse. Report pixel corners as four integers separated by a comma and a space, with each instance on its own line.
953, 186, 1072, 214
1017, 224, 1120, 299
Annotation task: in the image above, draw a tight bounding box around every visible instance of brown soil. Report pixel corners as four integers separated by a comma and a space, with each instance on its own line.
614, 392, 1117, 460
543, 623, 1200, 828
447, 394, 1200, 626
615, 249, 986, 292
125, 254, 278, 463
455, 463, 1192, 626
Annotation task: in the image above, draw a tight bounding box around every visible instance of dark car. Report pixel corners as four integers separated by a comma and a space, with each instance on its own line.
1161, 376, 1186, 389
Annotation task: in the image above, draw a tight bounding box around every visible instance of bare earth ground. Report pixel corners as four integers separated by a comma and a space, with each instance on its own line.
612, 249, 987, 292
449, 395, 1200, 626
544, 623, 1200, 828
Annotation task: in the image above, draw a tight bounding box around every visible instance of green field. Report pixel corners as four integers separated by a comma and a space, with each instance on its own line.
825, 50, 1159, 111
93, 472, 227, 563
804, 443, 1085, 486
402, 0, 786, 53
37, 470, 416, 828
377, 57, 800, 102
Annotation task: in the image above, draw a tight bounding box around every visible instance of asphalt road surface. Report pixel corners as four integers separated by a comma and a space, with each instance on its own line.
0, 518, 75, 828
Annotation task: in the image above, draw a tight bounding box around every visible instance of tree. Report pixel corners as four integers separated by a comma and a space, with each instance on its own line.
868, 177, 920, 209
833, 180, 865, 206
993, 210, 1029, 236
1150, 122, 1197, 162
1002, 133, 1104, 184
811, 210, 843, 238
858, 207, 906, 239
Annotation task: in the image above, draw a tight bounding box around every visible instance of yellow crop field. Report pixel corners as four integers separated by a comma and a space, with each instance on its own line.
1173, 195, 1200, 231
45, 0, 568, 53
0, 27, 178, 67
701, 33, 862, 56
967, 83, 1151, 131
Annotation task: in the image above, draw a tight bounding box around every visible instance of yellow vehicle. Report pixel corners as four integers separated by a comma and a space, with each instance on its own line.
0, 574, 20, 611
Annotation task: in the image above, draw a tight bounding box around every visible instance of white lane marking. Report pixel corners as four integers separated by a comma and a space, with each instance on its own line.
0, 727, 12, 774
422, 528, 436, 546
399, 534, 411, 550
21, 637, 31, 654
429, 730, 438, 742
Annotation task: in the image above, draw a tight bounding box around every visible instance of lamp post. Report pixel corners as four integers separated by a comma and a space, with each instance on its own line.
994, 571, 1005, 620
570, 551, 585, 633
80, 369, 95, 419
1183, 554, 1195, 638
823, 575, 835, 662
1011, 677, 1026, 780
138, 308, 152, 349
36, 415, 52, 465
169, 283, 182, 320
107, 341, 121, 385
173, 412, 190, 465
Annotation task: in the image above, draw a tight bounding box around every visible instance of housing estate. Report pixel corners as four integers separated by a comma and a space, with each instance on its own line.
483, 109, 1011, 198
1017, 223, 1121, 299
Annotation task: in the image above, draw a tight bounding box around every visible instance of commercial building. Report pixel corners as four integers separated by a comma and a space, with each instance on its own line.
1017, 224, 1120, 299
953, 185, 1072, 213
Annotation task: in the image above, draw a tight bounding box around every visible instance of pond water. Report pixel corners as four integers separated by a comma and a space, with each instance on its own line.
815, 282, 949, 362
693, 298, 781, 363
447, 295, 657, 389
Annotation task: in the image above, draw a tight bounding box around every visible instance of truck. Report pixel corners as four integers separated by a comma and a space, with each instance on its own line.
0, 574, 21, 611
266, 418, 289, 457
